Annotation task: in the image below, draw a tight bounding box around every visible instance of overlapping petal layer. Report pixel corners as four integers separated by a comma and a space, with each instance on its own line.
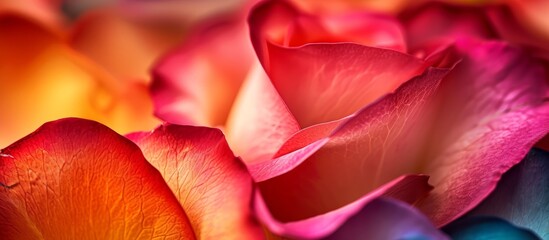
0, 13, 159, 148
253, 38, 549, 231
0, 118, 194, 239
129, 124, 263, 239
249, 0, 426, 128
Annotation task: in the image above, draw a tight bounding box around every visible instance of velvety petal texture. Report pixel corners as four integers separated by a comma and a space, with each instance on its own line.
249, 0, 426, 128
464, 148, 549, 239
0, 13, 159, 148
0, 118, 194, 239
129, 124, 263, 239
443, 217, 541, 240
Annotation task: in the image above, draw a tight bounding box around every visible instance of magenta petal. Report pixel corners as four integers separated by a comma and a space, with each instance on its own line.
255, 175, 433, 239
415, 40, 549, 226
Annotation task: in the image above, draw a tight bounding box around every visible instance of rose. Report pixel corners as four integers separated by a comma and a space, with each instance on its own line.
1, 0, 549, 239
152, 0, 549, 238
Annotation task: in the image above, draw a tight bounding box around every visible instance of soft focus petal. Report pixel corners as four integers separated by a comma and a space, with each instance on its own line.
0, 13, 159, 148
400, 2, 496, 56
255, 175, 433, 239
288, 0, 410, 14
0, 0, 61, 26
249, 0, 426, 127
152, 15, 254, 127
325, 198, 448, 240
225, 62, 300, 164
415, 40, 549, 226
507, 0, 549, 41
0, 118, 194, 239
129, 125, 263, 239
256, 67, 450, 222
70, 8, 184, 83
443, 217, 541, 240
463, 148, 549, 238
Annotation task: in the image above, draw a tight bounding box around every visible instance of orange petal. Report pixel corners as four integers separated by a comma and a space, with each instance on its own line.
129, 125, 263, 239
0, 118, 194, 239
69, 8, 184, 83
0, 13, 159, 148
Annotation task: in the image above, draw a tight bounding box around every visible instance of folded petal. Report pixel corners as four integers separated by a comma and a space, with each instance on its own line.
0, 118, 194, 239
256, 67, 450, 222
463, 148, 549, 239
255, 175, 433, 239
129, 124, 263, 239
0, 13, 159, 148
249, 0, 426, 127
151, 15, 254, 126
225, 62, 300, 164
443, 217, 541, 240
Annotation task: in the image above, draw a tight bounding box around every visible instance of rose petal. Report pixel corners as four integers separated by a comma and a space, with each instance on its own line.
0, 0, 61, 26
0, 118, 194, 239
415, 40, 549, 226
463, 148, 549, 239
443, 217, 541, 240
129, 124, 263, 239
225, 62, 300, 164
151, 15, 254, 127
249, 0, 425, 127
400, 2, 497, 56
256, 67, 450, 222
0, 13, 159, 148
255, 39, 549, 227
255, 175, 433, 239
325, 197, 449, 240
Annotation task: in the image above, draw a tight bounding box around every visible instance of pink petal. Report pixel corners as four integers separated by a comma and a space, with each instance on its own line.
225, 62, 300, 164
415, 40, 549, 226
249, 0, 425, 127
151, 14, 254, 127
256, 67, 450, 222
130, 124, 263, 239
254, 39, 549, 229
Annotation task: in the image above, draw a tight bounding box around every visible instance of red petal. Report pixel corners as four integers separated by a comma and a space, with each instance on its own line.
0, 118, 194, 239
130, 124, 263, 239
